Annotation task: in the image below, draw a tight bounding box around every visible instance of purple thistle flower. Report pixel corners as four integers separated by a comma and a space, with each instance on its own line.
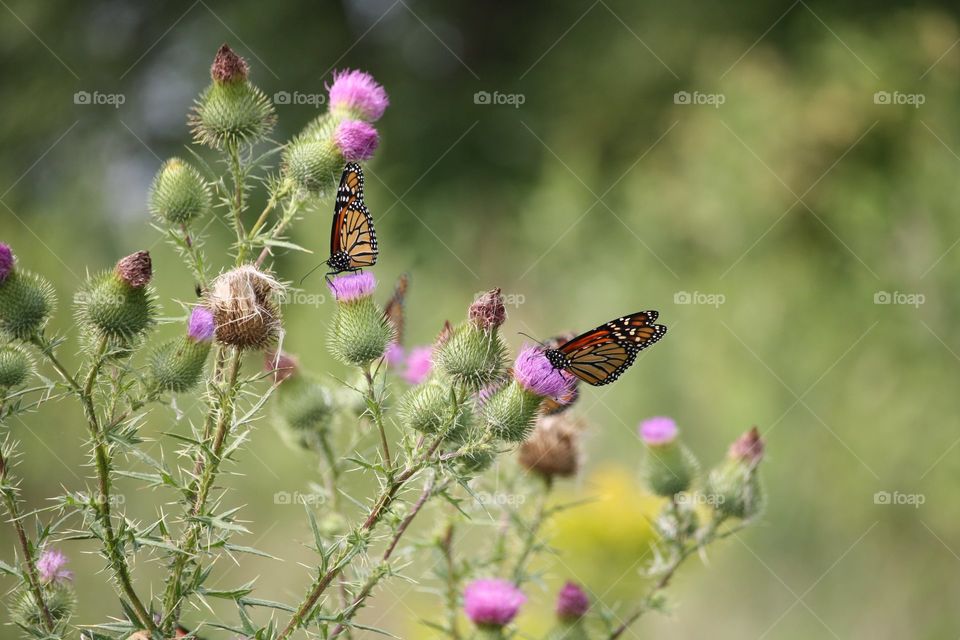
403, 345, 433, 385
513, 346, 575, 400
334, 120, 379, 162
384, 341, 405, 368
36, 548, 72, 583
327, 272, 376, 303
187, 306, 215, 342
463, 578, 526, 628
555, 581, 590, 620
327, 69, 389, 121
639, 416, 678, 446
0, 242, 13, 283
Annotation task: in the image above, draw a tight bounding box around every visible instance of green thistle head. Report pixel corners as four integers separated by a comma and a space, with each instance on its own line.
283, 137, 342, 196
326, 273, 393, 367
148, 158, 212, 225
76, 251, 156, 345
480, 379, 542, 443
0, 343, 33, 391
10, 583, 75, 633
190, 44, 276, 149
433, 323, 507, 390
0, 243, 56, 340
705, 427, 766, 520
398, 378, 474, 437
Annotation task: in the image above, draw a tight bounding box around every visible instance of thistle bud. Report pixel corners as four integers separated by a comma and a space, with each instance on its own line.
518, 414, 582, 479
482, 347, 574, 442
705, 427, 765, 520
639, 417, 698, 497
148, 158, 212, 225
76, 251, 156, 343
327, 69, 389, 122
147, 307, 214, 393
469, 289, 506, 331
190, 44, 276, 149
398, 378, 474, 436
0, 344, 33, 391
10, 583, 75, 633
433, 323, 507, 390
0, 243, 56, 340
269, 353, 335, 450
326, 273, 393, 366
282, 137, 341, 195
545, 581, 591, 640
207, 265, 283, 350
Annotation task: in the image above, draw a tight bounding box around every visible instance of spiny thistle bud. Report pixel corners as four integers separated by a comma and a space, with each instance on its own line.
463, 578, 525, 631
190, 44, 275, 149
76, 251, 156, 343
398, 378, 474, 437
327, 69, 389, 122
326, 273, 393, 366
282, 137, 341, 195
268, 352, 336, 449
147, 307, 214, 393
518, 414, 582, 479
705, 427, 765, 520
0, 243, 56, 340
482, 347, 574, 442
334, 119, 379, 162
433, 323, 507, 390
207, 265, 283, 350
0, 343, 33, 391
9, 583, 74, 632
469, 288, 506, 331
148, 158, 212, 225
640, 417, 698, 497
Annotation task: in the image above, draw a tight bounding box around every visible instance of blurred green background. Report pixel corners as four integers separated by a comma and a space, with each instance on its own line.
2, 0, 959, 638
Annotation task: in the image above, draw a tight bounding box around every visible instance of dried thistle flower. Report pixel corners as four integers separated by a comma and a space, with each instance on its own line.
207, 265, 283, 350
469, 288, 506, 331
210, 43, 248, 83
115, 250, 152, 288
518, 414, 582, 479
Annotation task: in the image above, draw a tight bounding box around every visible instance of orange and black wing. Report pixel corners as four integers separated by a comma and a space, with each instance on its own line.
383, 273, 409, 343
331, 163, 365, 256
337, 202, 378, 268
558, 311, 667, 386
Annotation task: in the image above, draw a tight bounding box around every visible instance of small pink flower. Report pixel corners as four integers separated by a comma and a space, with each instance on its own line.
639, 416, 677, 446
36, 548, 71, 584
403, 346, 433, 384
187, 306, 215, 342
463, 578, 525, 628
555, 581, 590, 620
0, 243, 13, 283
384, 342, 405, 368
327, 272, 376, 302
513, 346, 575, 400
327, 69, 389, 121
335, 120, 379, 162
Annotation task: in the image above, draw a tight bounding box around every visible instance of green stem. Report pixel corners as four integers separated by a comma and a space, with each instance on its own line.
364, 367, 392, 471
441, 520, 462, 639
254, 192, 305, 268
511, 476, 552, 585
227, 141, 248, 262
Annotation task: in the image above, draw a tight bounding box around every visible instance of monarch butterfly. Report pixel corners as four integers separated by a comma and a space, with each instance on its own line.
326, 163, 378, 275
383, 273, 409, 343
544, 311, 667, 386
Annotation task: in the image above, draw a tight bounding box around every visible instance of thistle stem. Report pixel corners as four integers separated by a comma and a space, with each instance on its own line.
363, 367, 392, 471
511, 475, 552, 585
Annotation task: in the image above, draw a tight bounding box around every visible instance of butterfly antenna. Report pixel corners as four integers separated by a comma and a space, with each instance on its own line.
298, 262, 325, 286
517, 332, 546, 347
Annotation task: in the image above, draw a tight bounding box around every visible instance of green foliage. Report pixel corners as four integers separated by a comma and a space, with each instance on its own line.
0, 344, 33, 390
0, 271, 55, 340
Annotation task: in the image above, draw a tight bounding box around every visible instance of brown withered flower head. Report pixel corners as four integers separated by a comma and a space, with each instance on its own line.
207, 265, 282, 350
115, 250, 152, 288
728, 426, 764, 468
211, 43, 249, 84
518, 414, 584, 479
469, 288, 506, 331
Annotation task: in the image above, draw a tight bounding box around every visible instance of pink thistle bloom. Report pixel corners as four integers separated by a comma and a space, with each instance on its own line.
403, 346, 433, 385
384, 341, 405, 368
36, 548, 72, 583
463, 578, 526, 628
327, 272, 376, 303
187, 306, 215, 342
639, 416, 678, 446
513, 346, 575, 400
0, 243, 13, 283
335, 120, 379, 162
555, 581, 590, 620
327, 69, 389, 121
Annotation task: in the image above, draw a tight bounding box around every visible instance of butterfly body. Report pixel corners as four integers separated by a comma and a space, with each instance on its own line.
544, 311, 667, 386
326, 163, 378, 276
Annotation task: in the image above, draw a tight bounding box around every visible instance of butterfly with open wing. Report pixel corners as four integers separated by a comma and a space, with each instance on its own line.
543, 311, 667, 386
326, 162, 378, 275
